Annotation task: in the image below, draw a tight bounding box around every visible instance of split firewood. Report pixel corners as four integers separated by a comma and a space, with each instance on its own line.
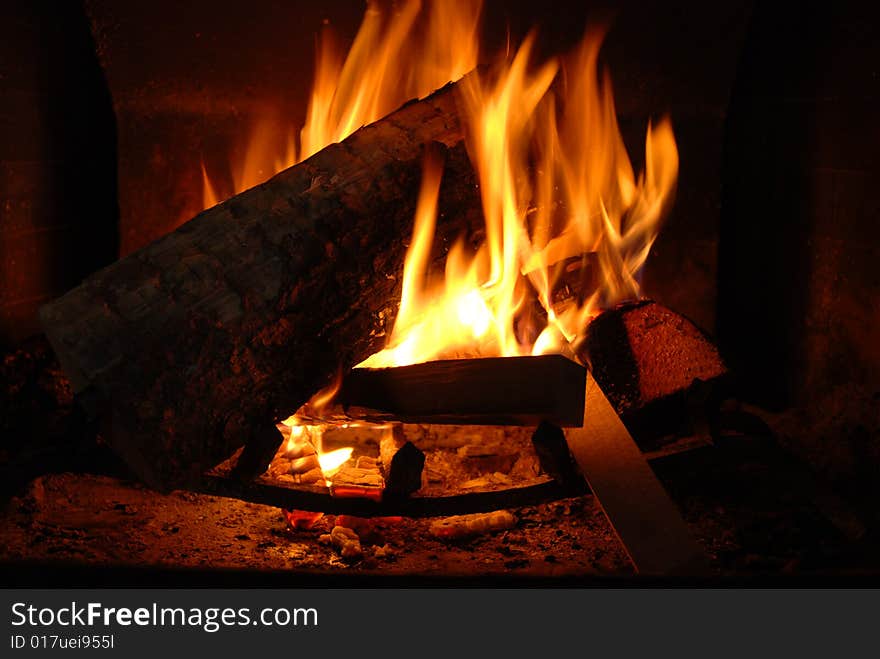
296, 468, 324, 485
355, 455, 379, 470
429, 510, 517, 540
282, 439, 316, 461
267, 458, 292, 479
548, 252, 599, 315
282, 509, 324, 531
339, 355, 586, 427
328, 465, 385, 501
289, 454, 320, 474
579, 300, 728, 441
379, 426, 425, 497
38, 75, 484, 491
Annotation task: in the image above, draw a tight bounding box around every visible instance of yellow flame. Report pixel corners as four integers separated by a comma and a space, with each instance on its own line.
202, 0, 483, 208
360, 28, 679, 368
316, 448, 354, 477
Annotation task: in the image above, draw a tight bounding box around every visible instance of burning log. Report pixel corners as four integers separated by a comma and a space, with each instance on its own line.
38, 78, 483, 490
338, 355, 586, 427
580, 300, 728, 441
379, 426, 425, 497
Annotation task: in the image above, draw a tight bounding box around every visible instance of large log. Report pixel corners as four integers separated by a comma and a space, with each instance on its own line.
39, 78, 483, 491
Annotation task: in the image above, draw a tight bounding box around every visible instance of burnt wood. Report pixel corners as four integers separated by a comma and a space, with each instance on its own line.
338, 355, 587, 427
580, 300, 728, 441
38, 77, 483, 491
379, 427, 426, 497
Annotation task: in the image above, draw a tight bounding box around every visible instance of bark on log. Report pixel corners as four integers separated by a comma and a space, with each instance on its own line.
579, 300, 728, 441
39, 78, 482, 491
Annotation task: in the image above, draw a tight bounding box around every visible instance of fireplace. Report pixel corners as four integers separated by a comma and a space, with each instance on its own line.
1, 0, 878, 585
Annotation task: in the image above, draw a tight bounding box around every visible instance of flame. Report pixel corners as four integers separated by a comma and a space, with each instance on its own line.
280, 373, 351, 483
524, 32, 679, 343
316, 448, 354, 477
202, 0, 482, 208
360, 29, 679, 368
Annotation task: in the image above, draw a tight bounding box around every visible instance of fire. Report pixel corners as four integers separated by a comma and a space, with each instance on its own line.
360, 29, 679, 368
219, 7, 679, 485
280, 375, 352, 484
201, 0, 482, 207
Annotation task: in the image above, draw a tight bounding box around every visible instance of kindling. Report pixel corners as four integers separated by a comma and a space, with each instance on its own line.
10, 602, 317, 633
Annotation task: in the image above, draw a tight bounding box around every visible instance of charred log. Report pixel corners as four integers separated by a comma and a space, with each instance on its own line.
579, 300, 728, 443
338, 355, 587, 427
39, 78, 483, 491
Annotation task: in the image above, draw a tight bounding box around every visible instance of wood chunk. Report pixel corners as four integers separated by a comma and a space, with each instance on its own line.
267, 458, 292, 479
289, 454, 320, 474
530, 421, 586, 491
339, 355, 587, 427
430, 510, 517, 540
379, 426, 425, 497
297, 468, 323, 485
329, 465, 384, 501
580, 300, 728, 441
38, 76, 483, 491
283, 442, 316, 460
355, 455, 379, 470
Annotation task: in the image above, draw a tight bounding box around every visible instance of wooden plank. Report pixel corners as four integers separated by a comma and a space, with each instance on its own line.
563, 372, 707, 575
338, 355, 587, 427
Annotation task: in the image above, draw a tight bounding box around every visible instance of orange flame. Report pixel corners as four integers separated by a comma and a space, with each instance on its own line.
360, 29, 679, 368
202, 0, 482, 207
280, 373, 351, 483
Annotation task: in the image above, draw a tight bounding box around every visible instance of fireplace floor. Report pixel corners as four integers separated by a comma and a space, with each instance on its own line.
0, 472, 630, 577
1, 428, 877, 584
2, 337, 879, 584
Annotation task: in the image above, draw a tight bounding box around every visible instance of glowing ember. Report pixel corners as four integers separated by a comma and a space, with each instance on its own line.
316, 448, 354, 478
